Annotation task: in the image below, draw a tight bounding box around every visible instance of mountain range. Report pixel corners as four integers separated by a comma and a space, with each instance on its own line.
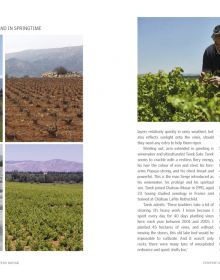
6, 46, 83, 77
6, 159, 83, 172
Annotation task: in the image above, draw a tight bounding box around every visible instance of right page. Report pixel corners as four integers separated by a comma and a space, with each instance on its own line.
137, 17, 220, 264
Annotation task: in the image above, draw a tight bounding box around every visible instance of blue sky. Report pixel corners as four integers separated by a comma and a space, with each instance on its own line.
138, 17, 220, 74
6, 144, 83, 163
0, 35, 2, 77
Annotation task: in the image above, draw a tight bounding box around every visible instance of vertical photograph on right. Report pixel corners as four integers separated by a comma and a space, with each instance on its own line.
138, 18, 220, 122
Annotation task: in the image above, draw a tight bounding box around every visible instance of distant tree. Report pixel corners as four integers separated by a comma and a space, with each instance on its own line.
53, 66, 68, 75
6, 171, 83, 184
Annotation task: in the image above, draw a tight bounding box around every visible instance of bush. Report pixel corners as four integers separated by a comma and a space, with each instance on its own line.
53, 66, 68, 75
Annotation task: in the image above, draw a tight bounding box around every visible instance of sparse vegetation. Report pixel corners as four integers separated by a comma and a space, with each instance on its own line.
6, 77, 83, 141
47, 125, 57, 137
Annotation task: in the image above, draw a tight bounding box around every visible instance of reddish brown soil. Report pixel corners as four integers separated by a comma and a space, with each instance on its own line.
6, 77, 83, 142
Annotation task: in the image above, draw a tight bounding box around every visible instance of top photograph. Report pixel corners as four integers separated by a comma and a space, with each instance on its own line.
138, 17, 220, 122
5, 35, 83, 142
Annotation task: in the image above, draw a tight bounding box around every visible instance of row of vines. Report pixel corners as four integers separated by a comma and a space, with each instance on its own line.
6, 77, 83, 141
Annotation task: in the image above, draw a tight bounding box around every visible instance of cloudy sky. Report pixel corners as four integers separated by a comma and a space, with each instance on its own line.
6, 35, 83, 53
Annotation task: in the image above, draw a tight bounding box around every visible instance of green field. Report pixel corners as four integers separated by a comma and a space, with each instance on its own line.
6, 182, 83, 251
138, 68, 220, 122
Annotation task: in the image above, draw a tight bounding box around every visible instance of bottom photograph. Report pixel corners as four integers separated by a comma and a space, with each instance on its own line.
5, 144, 83, 251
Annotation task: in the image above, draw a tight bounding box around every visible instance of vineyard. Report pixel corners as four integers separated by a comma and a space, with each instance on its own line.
138, 68, 220, 122
6, 182, 83, 251
6, 77, 83, 141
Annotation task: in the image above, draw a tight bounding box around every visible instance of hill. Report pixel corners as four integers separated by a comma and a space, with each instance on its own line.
6, 159, 83, 172
6, 46, 83, 77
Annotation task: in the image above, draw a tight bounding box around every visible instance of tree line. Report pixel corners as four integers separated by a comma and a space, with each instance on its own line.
6, 171, 83, 184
